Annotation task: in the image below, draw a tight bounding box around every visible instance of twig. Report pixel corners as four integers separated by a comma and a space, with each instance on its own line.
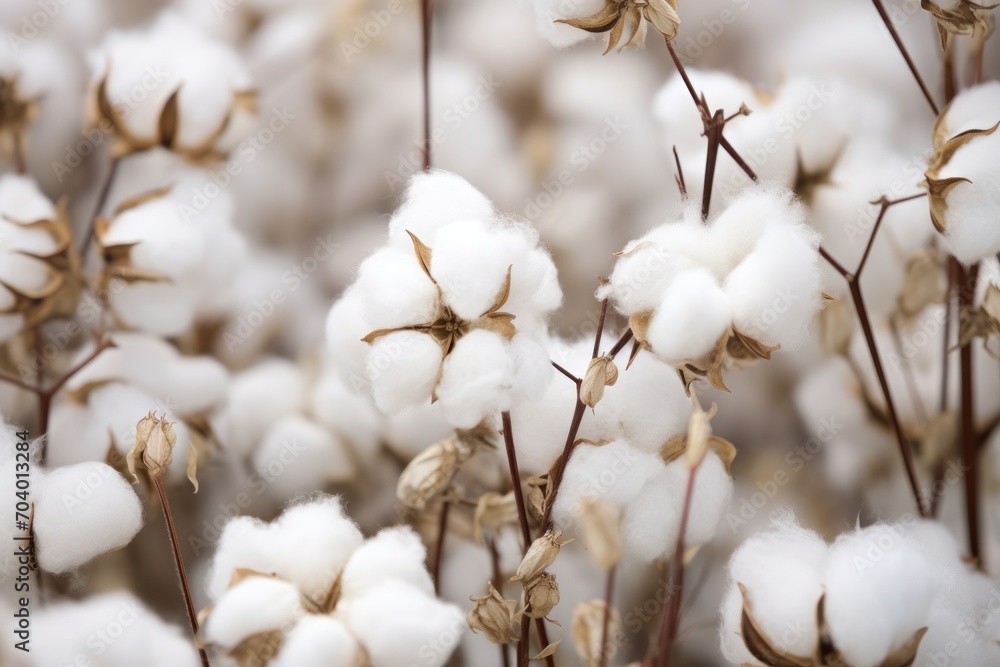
598, 566, 617, 667
80, 154, 121, 256
487, 538, 512, 667
958, 262, 980, 561
420, 0, 434, 170
870, 0, 941, 116
654, 466, 697, 667
701, 110, 725, 220
607, 329, 634, 360
672, 146, 687, 198
552, 361, 581, 384
592, 299, 609, 358
154, 478, 211, 667
501, 411, 533, 667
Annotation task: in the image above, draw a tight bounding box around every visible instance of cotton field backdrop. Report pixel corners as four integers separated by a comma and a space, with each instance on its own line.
0, 0, 998, 665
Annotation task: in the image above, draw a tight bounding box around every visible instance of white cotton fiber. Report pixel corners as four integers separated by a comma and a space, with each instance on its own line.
552, 440, 662, 530
938, 133, 1000, 265
619, 462, 685, 563
369, 331, 444, 414
387, 170, 494, 249
337, 580, 463, 667
269, 497, 364, 599
532, 0, 607, 48
721, 513, 828, 662
325, 286, 372, 389
212, 358, 307, 458
508, 356, 582, 476
339, 526, 434, 599
271, 615, 360, 667
823, 524, 936, 667
683, 452, 734, 546
507, 333, 554, 403
436, 330, 514, 429
430, 220, 512, 321
646, 269, 732, 361
207, 515, 283, 598
32, 591, 200, 667
938, 81, 1000, 137
356, 246, 439, 329
252, 415, 354, 498
202, 576, 304, 649
310, 369, 382, 463
725, 222, 822, 347
33, 463, 143, 574
594, 349, 691, 452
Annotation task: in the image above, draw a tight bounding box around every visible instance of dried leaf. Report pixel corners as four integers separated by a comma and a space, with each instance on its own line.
554, 1, 622, 32
158, 88, 181, 148
485, 265, 513, 314
876, 627, 928, 667
406, 230, 437, 284
643, 0, 681, 40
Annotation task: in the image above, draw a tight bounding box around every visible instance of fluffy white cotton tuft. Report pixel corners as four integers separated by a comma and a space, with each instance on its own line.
203, 576, 305, 649
252, 415, 355, 498
33, 463, 144, 574
339, 526, 434, 599
271, 615, 360, 667
338, 580, 463, 667
369, 331, 444, 414
436, 330, 515, 429
646, 269, 732, 361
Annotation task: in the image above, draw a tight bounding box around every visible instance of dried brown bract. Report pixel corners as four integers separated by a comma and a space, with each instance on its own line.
556, 0, 681, 54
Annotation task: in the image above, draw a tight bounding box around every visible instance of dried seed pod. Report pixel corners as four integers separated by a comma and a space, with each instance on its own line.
685, 401, 717, 470
468, 583, 521, 644
396, 437, 469, 511
572, 599, 622, 667
473, 492, 519, 545
579, 499, 621, 572
523, 573, 560, 619
127, 411, 177, 484
511, 530, 572, 583
580, 356, 619, 408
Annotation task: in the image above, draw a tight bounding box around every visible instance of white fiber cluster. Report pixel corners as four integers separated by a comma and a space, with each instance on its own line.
720, 513, 1000, 666
931, 82, 1000, 265
327, 170, 562, 428
599, 185, 822, 362
89, 10, 253, 152
204, 495, 462, 667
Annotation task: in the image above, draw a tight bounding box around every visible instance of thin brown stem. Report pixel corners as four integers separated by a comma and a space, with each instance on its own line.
672, 145, 687, 198
154, 478, 211, 667
593, 299, 609, 358
420, 0, 434, 171
501, 411, 534, 667
958, 262, 980, 561
607, 329, 634, 360
856, 194, 926, 279
655, 467, 697, 667
598, 566, 617, 667
870, 0, 940, 116
0, 371, 40, 395
849, 281, 928, 517
552, 361, 580, 384
431, 500, 450, 594
701, 110, 725, 220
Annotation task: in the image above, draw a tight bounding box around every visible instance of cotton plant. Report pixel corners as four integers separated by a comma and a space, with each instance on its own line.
598, 184, 823, 391
720, 512, 1000, 667
201, 496, 463, 667
0, 420, 143, 583
327, 169, 562, 429
0, 173, 78, 344
924, 81, 1000, 265
534, 0, 682, 53
87, 10, 255, 161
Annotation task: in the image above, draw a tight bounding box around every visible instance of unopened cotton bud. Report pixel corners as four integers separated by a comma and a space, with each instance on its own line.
127, 411, 176, 483
523, 573, 560, 619
511, 530, 571, 582
572, 600, 621, 667
396, 438, 469, 511
580, 356, 618, 408
580, 499, 621, 571
468, 583, 521, 644
474, 492, 519, 545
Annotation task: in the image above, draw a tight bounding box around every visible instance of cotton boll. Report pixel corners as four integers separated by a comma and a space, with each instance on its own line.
339, 580, 463, 667
551, 440, 662, 530
326, 286, 372, 389
212, 358, 307, 458
823, 524, 936, 667
646, 269, 731, 361
619, 461, 685, 562
355, 246, 439, 329
598, 240, 693, 315
270, 498, 364, 599
33, 463, 143, 574
368, 331, 444, 414
938, 81, 1000, 137
708, 186, 803, 275
594, 349, 690, 452
32, 592, 200, 667
725, 222, 822, 348
253, 416, 355, 498
436, 330, 515, 429
508, 358, 584, 476
271, 615, 360, 667
684, 452, 734, 546
203, 576, 305, 649
340, 527, 434, 599
386, 170, 494, 250
721, 513, 828, 661
508, 333, 554, 403
936, 132, 1000, 264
